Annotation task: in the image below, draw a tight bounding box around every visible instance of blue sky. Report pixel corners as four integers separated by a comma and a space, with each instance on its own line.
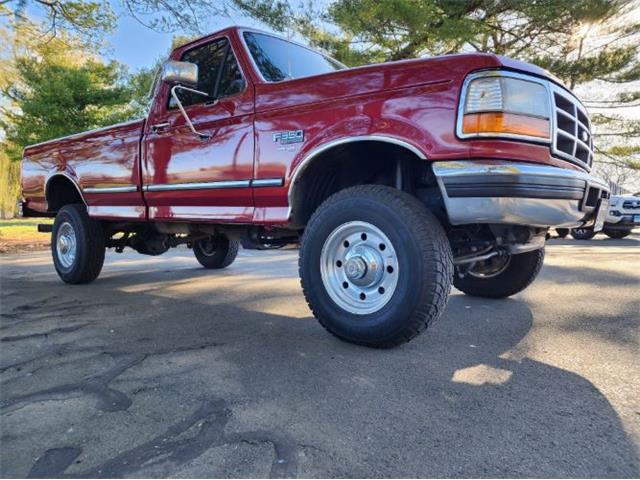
104, 13, 172, 68
102, 4, 272, 70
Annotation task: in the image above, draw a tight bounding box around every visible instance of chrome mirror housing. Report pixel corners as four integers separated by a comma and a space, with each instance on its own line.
160, 60, 212, 141
161, 60, 198, 86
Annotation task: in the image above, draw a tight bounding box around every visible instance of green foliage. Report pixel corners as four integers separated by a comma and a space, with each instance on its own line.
0, 0, 116, 44
0, 56, 137, 162
0, 22, 149, 216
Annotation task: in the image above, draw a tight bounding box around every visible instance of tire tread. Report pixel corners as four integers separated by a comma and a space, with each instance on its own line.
453, 248, 544, 298
299, 185, 453, 348
52, 204, 105, 284
193, 237, 239, 269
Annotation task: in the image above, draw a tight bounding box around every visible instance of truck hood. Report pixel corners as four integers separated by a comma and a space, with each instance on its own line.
493, 55, 567, 88
254, 53, 569, 113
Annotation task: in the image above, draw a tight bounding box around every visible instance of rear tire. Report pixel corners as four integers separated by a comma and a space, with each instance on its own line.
603, 228, 631, 239
52, 204, 105, 284
299, 185, 453, 348
193, 235, 239, 269
454, 248, 545, 298
570, 227, 596, 240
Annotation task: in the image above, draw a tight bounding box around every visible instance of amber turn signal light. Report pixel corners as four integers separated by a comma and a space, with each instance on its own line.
462, 112, 550, 139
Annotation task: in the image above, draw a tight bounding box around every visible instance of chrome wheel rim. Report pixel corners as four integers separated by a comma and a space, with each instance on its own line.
320, 221, 399, 315
469, 255, 511, 278
56, 222, 77, 269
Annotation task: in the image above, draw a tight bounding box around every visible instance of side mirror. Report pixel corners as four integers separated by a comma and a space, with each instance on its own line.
161, 60, 198, 85
160, 60, 212, 141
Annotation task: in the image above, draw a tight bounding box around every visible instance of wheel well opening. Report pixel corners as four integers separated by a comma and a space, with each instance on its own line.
46, 176, 84, 212
289, 140, 441, 227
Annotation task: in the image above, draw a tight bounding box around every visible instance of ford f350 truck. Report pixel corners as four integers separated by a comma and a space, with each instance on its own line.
20, 26, 609, 347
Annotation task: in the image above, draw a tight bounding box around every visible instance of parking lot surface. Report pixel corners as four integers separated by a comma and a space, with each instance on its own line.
1, 236, 639, 478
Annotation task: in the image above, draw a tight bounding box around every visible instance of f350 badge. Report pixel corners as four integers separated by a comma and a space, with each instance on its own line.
273, 130, 304, 150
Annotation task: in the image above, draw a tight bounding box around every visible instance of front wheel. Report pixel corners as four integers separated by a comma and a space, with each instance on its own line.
603, 228, 631, 239
193, 235, 239, 269
52, 204, 105, 284
454, 249, 545, 298
570, 227, 596, 240
299, 185, 453, 348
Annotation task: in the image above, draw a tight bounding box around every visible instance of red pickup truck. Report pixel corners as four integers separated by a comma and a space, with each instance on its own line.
20, 26, 609, 347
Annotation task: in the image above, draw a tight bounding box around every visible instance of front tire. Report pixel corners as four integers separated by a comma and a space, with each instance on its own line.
603, 228, 631, 239
453, 248, 545, 298
570, 227, 596, 240
299, 185, 453, 348
193, 235, 239, 269
52, 204, 105, 284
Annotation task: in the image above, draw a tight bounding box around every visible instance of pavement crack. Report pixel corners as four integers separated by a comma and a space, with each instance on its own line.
1, 324, 88, 342
1, 353, 145, 413
27, 398, 299, 478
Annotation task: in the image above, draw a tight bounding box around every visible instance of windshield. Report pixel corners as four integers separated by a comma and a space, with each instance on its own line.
243, 31, 345, 82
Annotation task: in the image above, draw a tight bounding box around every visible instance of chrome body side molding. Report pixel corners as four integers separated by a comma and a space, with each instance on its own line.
143, 178, 283, 192
145, 180, 251, 192
251, 178, 284, 187
84, 186, 138, 194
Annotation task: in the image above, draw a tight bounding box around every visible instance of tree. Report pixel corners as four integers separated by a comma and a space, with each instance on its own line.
0, 22, 144, 216
0, 32, 138, 162
0, 0, 116, 44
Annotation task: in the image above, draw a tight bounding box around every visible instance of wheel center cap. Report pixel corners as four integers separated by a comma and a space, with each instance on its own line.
58, 237, 69, 253
345, 256, 367, 280
344, 246, 384, 287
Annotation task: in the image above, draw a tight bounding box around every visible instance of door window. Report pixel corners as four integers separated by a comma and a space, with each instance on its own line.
218, 47, 246, 97
169, 38, 245, 109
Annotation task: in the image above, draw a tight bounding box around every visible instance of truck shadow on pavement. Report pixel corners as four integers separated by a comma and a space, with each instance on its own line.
540, 263, 639, 350
0, 258, 638, 478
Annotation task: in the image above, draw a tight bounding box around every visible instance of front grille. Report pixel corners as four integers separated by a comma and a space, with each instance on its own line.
622, 200, 640, 210
551, 87, 593, 171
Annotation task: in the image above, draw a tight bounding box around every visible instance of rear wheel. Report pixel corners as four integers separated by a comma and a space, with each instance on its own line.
52, 204, 105, 284
299, 185, 453, 348
570, 227, 596, 240
193, 235, 239, 269
603, 228, 631, 239
454, 249, 545, 298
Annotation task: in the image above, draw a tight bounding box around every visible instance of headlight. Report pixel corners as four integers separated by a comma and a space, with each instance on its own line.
459, 72, 551, 141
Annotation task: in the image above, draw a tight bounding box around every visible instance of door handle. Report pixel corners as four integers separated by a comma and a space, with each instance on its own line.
151, 122, 170, 133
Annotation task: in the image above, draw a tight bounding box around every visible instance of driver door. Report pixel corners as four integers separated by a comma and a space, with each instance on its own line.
142, 37, 255, 222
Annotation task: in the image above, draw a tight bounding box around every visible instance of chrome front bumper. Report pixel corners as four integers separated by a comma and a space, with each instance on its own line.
432, 161, 610, 228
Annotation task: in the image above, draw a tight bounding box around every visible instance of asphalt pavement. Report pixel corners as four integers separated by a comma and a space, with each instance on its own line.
1, 235, 639, 478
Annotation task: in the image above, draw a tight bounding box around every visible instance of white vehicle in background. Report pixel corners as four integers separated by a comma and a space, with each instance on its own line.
570, 194, 640, 239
